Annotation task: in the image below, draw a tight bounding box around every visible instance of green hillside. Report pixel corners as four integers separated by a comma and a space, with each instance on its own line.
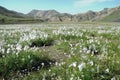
0, 15, 44, 24
100, 10, 120, 22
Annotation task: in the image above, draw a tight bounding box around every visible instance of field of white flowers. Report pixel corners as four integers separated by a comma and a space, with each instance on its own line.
0, 23, 120, 80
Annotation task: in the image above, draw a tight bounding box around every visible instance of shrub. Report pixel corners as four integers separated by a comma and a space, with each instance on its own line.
0, 50, 55, 79
30, 37, 54, 47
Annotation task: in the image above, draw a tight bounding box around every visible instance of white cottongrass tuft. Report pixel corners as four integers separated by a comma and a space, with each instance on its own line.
69, 62, 77, 67
89, 61, 94, 66
111, 77, 116, 80
6, 48, 10, 54
78, 62, 86, 71
16, 44, 22, 51
105, 68, 109, 73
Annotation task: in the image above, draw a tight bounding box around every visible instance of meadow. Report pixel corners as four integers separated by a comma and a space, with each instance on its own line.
0, 23, 120, 80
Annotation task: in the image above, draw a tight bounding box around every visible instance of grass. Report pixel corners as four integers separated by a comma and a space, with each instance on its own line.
0, 23, 120, 80
0, 14, 44, 24
0, 50, 55, 79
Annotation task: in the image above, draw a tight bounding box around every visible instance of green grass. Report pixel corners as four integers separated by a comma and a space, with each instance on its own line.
0, 14, 44, 24
0, 50, 54, 79
0, 23, 120, 80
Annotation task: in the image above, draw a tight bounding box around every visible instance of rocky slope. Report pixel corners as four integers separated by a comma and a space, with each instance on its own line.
27, 10, 73, 22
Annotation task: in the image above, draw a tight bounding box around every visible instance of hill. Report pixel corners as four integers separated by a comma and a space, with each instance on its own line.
99, 7, 120, 22
0, 6, 25, 18
0, 6, 44, 24
27, 6, 120, 22
27, 10, 73, 22
0, 5, 120, 23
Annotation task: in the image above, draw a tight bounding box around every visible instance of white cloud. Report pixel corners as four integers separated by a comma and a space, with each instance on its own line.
74, 0, 113, 8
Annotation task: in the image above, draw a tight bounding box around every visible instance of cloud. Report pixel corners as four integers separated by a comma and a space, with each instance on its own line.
74, 0, 113, 8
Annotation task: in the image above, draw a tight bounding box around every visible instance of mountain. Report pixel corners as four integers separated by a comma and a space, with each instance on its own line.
28, 10, 60, 19
0, 6, 43, 24
0, 5, 120, 23
73, 10, 97, 22
0, 6, 25, 18
27, 10, 73, 22
73, 6, 120, 22
98, 6, 120, 22
27, 6, 120, 22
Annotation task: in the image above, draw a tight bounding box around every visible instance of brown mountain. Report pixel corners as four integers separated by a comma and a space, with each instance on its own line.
27, 6, 120, 22
27, 10, 73, 22
0, 5, 120, 22
73, 10, 97, 21
73, 6, 120, 22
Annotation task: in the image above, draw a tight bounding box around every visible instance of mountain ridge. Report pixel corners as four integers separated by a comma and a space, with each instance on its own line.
0, 6, 120, 23
27, 6, 120, 22
0, 6, 25, 18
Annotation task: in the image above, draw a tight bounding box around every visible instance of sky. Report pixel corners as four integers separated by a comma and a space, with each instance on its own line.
0, 0, 120, 14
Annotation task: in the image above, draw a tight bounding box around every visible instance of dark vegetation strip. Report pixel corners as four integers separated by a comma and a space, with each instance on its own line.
0, 51, 55, 79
